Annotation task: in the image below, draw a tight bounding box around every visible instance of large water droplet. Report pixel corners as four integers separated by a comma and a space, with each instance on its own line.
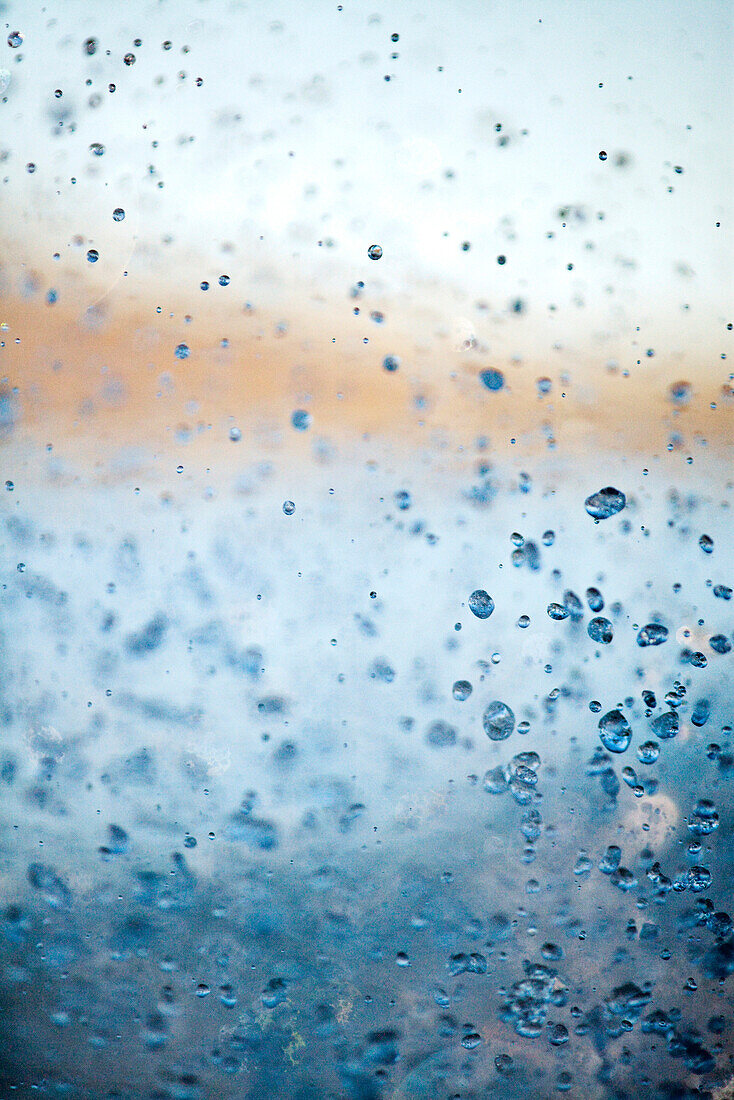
598, 708, 632, 753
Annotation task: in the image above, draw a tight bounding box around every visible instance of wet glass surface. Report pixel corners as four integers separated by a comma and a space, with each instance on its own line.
1, 3, 733, 1098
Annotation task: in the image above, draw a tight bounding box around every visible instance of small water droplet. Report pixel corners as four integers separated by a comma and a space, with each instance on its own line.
637, 740, 660, 764
452, 679, 472, 701
291, 409, 312, 431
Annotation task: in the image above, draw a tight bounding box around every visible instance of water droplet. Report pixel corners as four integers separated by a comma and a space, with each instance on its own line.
425, 720, 457, 748
479, 368, 505, 391
291, 409, 312, 431
547, 602, 569, 621
637, 740, 660, 764
586, 586, 604, 612
598, 708, 632, 753
383, 355, 400, 372
449, 951, 487, 975
483, 700, 515, 741
282, 500, 296, 516
599, 845, 622, 874
650, 710, 678, 740
452, 679, 472, 701
468, 590, 495, 619
610, 867, 638, 890
112, 207, 125, 221
86, 249, 99, 263
699, 534, 714, 554
637, 623, 668, 647
7, 31, 23, 49
574, 852, 593, 874
89, 142, 105, 156
367, 244, 383, 260
584, 486, 626, 520
228, 427, 241, 442
588, 617, 613, 643
688, 799, 719, 835
174, 343, 190, 360
549, 1023, 569, 1045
